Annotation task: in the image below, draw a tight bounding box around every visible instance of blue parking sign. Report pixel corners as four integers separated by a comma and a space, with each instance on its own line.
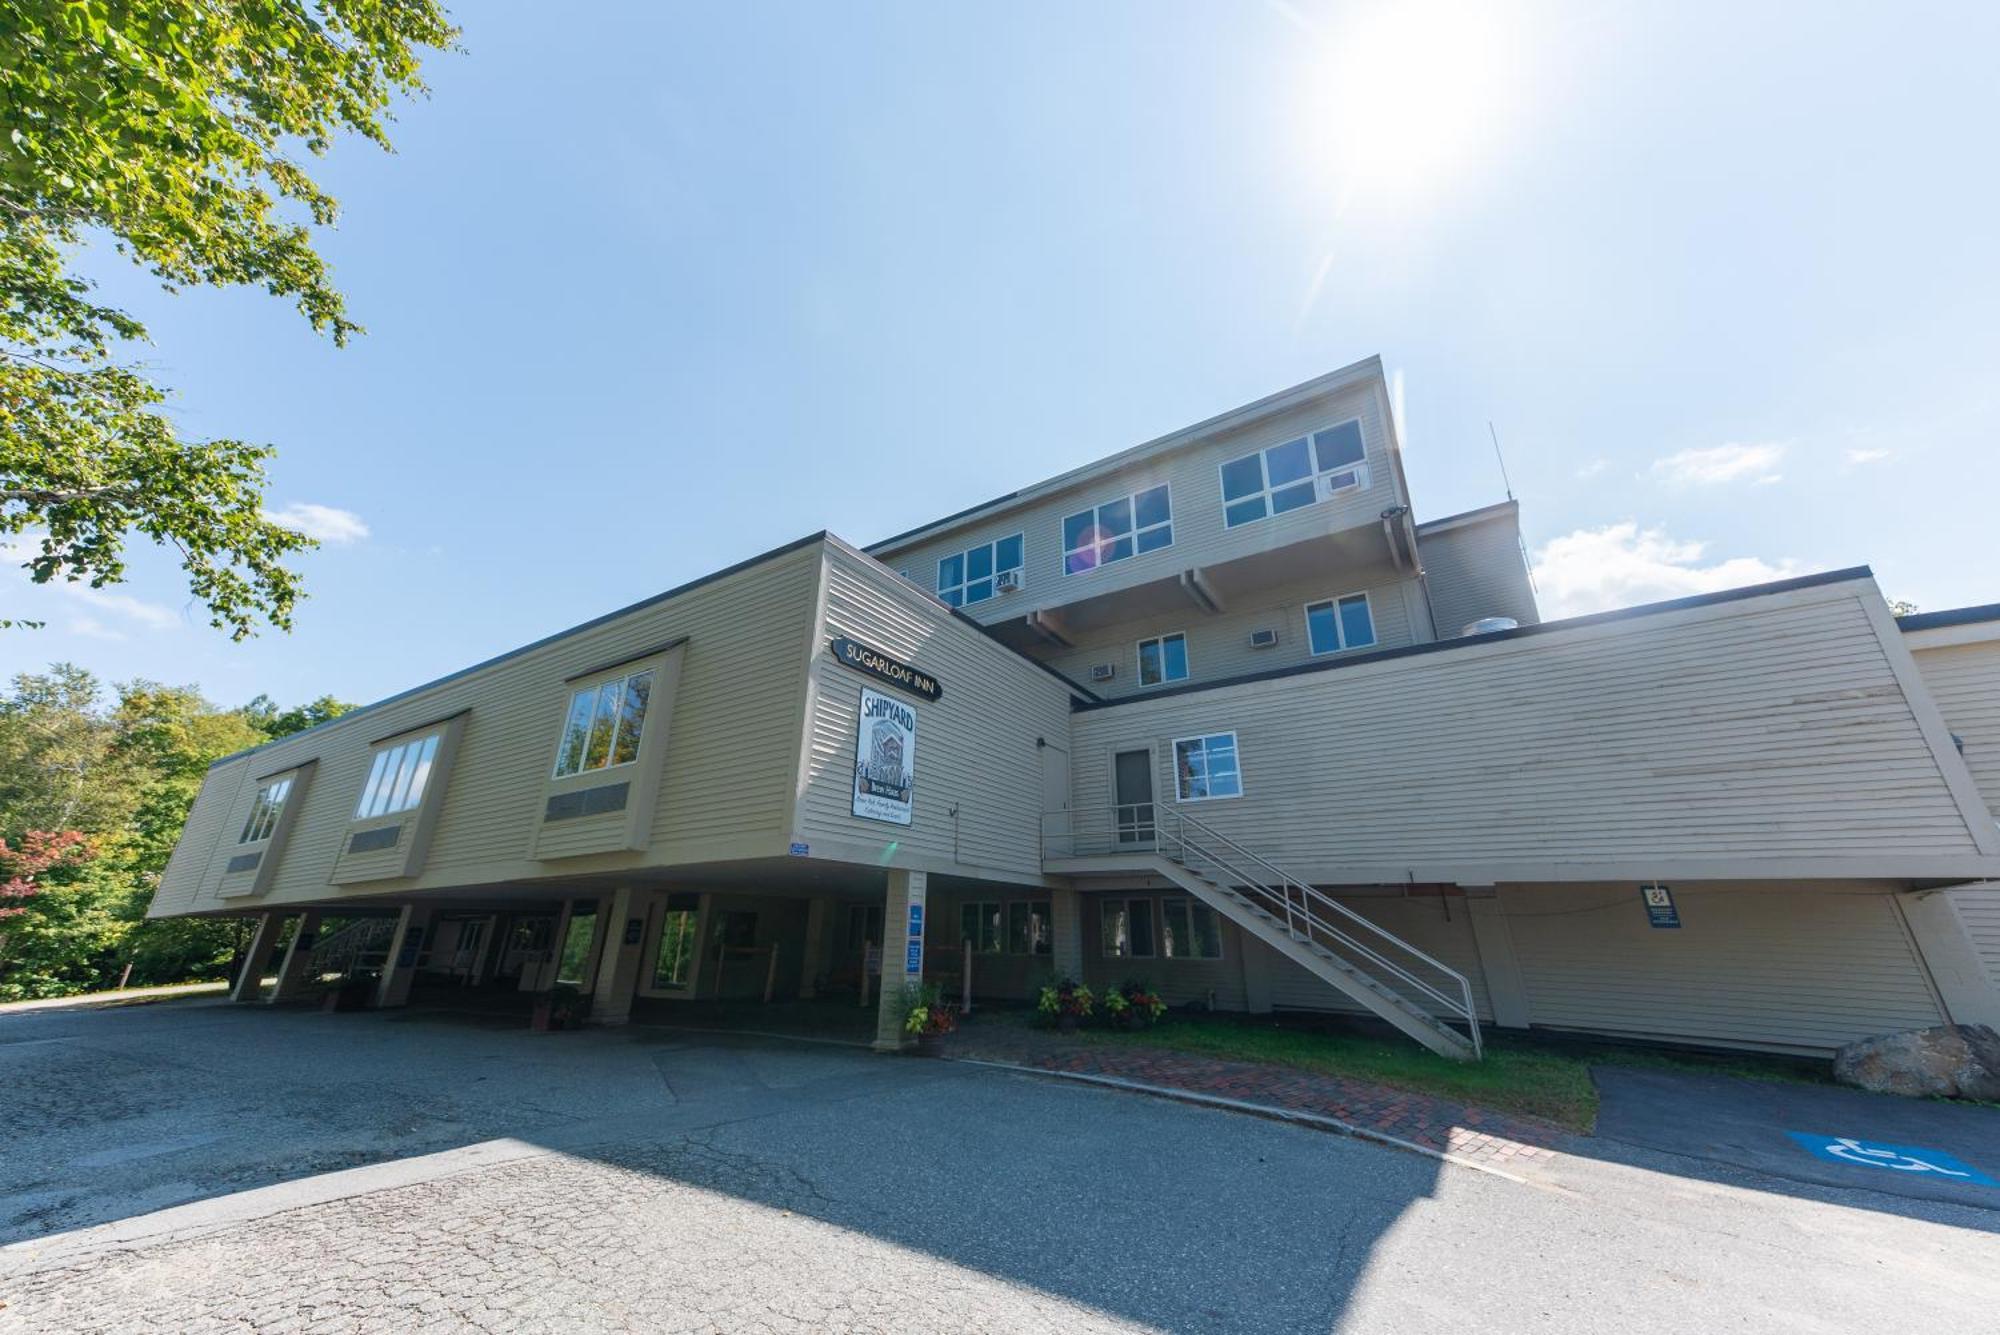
1787, 1133, 1998, 1186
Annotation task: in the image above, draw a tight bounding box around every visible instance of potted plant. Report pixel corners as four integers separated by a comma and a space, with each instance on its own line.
1103, 987, 1132, 1028
901, 982, 959, 1056
531, 982, 587, 1032
1118, 979, 1167, 1029
1036, 978, 1095, 1033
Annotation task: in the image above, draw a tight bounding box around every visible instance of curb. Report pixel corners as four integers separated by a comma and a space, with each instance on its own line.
947, 1055, 1532, 1183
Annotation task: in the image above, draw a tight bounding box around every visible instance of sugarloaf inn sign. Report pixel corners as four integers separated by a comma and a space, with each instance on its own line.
830, 639, 934, 826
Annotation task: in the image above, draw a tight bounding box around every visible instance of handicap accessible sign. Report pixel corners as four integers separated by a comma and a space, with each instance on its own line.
1787, 1133, 1998, 1186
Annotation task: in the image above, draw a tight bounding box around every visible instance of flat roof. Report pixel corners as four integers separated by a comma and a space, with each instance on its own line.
1897, 602, 2000, 632
1073, 566, 1875, 712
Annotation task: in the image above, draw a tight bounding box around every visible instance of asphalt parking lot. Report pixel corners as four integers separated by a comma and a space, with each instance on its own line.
2, 998, 1998, 1333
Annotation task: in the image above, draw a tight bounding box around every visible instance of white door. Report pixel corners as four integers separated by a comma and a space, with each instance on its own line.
1039, 741, 1071, 857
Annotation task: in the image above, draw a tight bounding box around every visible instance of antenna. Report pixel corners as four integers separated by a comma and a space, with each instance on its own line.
1488, 421, 1515, 502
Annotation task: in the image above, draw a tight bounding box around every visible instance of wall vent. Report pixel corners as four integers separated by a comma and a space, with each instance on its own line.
1248, 628, 1279, 649
1089, 663, 1115, 682
347, 825, 402, 854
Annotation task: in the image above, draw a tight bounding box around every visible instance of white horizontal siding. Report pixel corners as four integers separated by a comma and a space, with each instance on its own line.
1068, 583, 1984, 876
1500, 882, 1944, 1053
1949, 886, 2000, 992
1257, 891, 1495, 1021
1910, 641, 2000, 822
1418, 506, 1540, 635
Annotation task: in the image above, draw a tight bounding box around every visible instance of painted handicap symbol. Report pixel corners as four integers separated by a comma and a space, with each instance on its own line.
1787, 1132, 1999, 1187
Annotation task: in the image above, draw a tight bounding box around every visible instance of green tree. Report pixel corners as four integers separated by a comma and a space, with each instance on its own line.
243, 691, 354, 740
1, 0, 457, 638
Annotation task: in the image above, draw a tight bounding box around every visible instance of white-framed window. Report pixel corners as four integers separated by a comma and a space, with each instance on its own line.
653, 905, 698, 990
1162, 898, 1224, 960
938, 534, 1024, 607
1007, 900, 1053, 955
553, 669, 654, 778
961, 901, 1002, 953
1100, 897, 1158, 958
239, 777, 293, 843
1137, 632, 1190, 687
1219, 420, 1368, 528
1173, 731, 1243, 802
1305, 592, 1377, 655
354, 733, 441, 820
1062, 484, 1172, 575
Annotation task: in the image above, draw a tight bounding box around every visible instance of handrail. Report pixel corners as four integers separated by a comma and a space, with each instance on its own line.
1046, 805, 1482, 1057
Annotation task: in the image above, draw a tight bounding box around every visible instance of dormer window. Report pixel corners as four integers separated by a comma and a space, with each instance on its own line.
354, 733, 440, 819
1220, 420, 1369, 528
238, 777, 293, 843
1063, 485, 1172, 575
553, 670, 654, 777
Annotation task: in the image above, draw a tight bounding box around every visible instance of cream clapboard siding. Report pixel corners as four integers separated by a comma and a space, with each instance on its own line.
1074, 893, 1253, 1011
1067, 580, 1987, 880
873, 377, 1402, 627
1909, 640, 2000, 821
1032, 566, 1423, 701
1416, 502, 1540, 636
1948, 887, 2000, 992
795, 542, 1077, 883
149, 754, 254, 916
1498, 882, 1944, 1053
151, 541, 824, 917
1253, 891, 1495, 1020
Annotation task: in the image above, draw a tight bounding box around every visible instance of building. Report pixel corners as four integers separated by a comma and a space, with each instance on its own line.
149, 357, 2000, 1059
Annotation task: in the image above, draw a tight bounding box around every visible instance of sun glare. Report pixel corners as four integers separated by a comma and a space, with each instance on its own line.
1304, 1, 1524, 209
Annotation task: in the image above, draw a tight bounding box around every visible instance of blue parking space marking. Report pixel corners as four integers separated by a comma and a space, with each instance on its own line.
1787, 1133, 1999, 1186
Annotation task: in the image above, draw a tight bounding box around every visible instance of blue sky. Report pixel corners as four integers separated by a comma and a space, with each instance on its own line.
10, 0, 1999, 710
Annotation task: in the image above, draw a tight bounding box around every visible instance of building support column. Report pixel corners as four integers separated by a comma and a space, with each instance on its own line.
588, 886, 650, 1026
375, 904, 436, 1009
1464, 889, 1530, 1029
468, 915, 501, 986
1898, 887, 2000, 1029
1049, 886, 1084, 983
874, 869, 928, 1051
269, 909, 323, 1004
1240, 935, 1275, 1015
231, 912, 286, 1003
800, 897, 831, 1000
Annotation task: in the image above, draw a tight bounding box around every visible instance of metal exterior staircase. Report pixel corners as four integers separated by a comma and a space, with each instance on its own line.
1045, 807, 1483, 1061
304, 916, 398, 985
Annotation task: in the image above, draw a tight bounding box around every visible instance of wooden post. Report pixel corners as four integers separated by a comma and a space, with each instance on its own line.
858, 940, 872, 1009
763, 946, 779, 1004
962, 938, 973, 1015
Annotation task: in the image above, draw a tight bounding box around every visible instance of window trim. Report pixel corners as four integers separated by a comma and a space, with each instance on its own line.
1135, 631, 1191, 688
238, 775, 294, 844
549, 666, 656, 780
353, 731, 442, 821
1005, 898, 1054, 956
1100, 896, 1158, 959
1304, 590, 1378, 657
1161, 896, 1226, 961
1171, 730, 1245, 803
1217, 418, 1370, 530
936, 532, 1025, 607
960, 899, 1003, 954
1061, 482, 1174, 577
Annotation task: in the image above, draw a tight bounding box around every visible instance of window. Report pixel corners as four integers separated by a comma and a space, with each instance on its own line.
848, 903, 883, 948
1162, 898, 1224, 960
1305, 592, 1377, 655
961, 901, 1001, 953
653, 907, 698, 989
1173, 732, 1243, 801
1101, 898, 1156, 958
937, 534, 1024, 607
1063, 485, 1172, 575
239, 777, 293, 843
1219, 420, 1369, 528
354, 733, 441, 820
1007, 900, 1052, 955
553, 669, 654, 778
1137, 632, 1189, 687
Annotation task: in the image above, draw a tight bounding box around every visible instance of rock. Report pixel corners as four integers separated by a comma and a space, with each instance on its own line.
1832, 1024, 2000, 1100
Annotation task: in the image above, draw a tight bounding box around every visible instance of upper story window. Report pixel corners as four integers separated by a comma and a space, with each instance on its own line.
1138, 632, 1189, 686
238, 777, 293, 843
553, 669, 654, 777
937, 534, 1023, 607
1173, 731, 1243, 801
355, 734, 440, 819
1305, 593, 1377, 655
1219, 420, 1369, 529
1063, 484, 1172, 575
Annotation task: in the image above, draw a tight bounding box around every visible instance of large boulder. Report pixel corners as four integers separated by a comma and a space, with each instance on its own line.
1832, 1024, 2000, 1100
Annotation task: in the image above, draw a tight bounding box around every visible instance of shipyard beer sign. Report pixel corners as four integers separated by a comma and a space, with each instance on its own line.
828, 637, 942, 701
852, 686, 917, 825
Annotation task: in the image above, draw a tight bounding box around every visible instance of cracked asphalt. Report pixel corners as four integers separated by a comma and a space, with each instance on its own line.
3, 998, 1998, 1332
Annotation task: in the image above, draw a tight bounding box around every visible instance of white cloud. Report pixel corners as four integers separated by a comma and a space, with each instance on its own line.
1530, 522, 1802, 618
1646, 442, 1787, 486
66, 615, 126, 642
1844, 447, 1893, 467
1575, 458, 1609, 479
267, 502, 371, 544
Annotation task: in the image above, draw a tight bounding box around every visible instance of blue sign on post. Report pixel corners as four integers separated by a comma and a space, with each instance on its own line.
908, 903, 924, 937
1788, 1133, 1998, 1186
1640, 884, 1680, 929
905, 938, 923, 976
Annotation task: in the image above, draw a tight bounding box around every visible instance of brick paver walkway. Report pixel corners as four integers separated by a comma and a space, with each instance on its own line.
949, 1022, 1570, 1172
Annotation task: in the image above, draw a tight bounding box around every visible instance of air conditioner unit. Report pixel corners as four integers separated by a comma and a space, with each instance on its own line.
995, 569, 1024, 593
1089, 663, 1115, 682
1248, 628, 1279, 649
